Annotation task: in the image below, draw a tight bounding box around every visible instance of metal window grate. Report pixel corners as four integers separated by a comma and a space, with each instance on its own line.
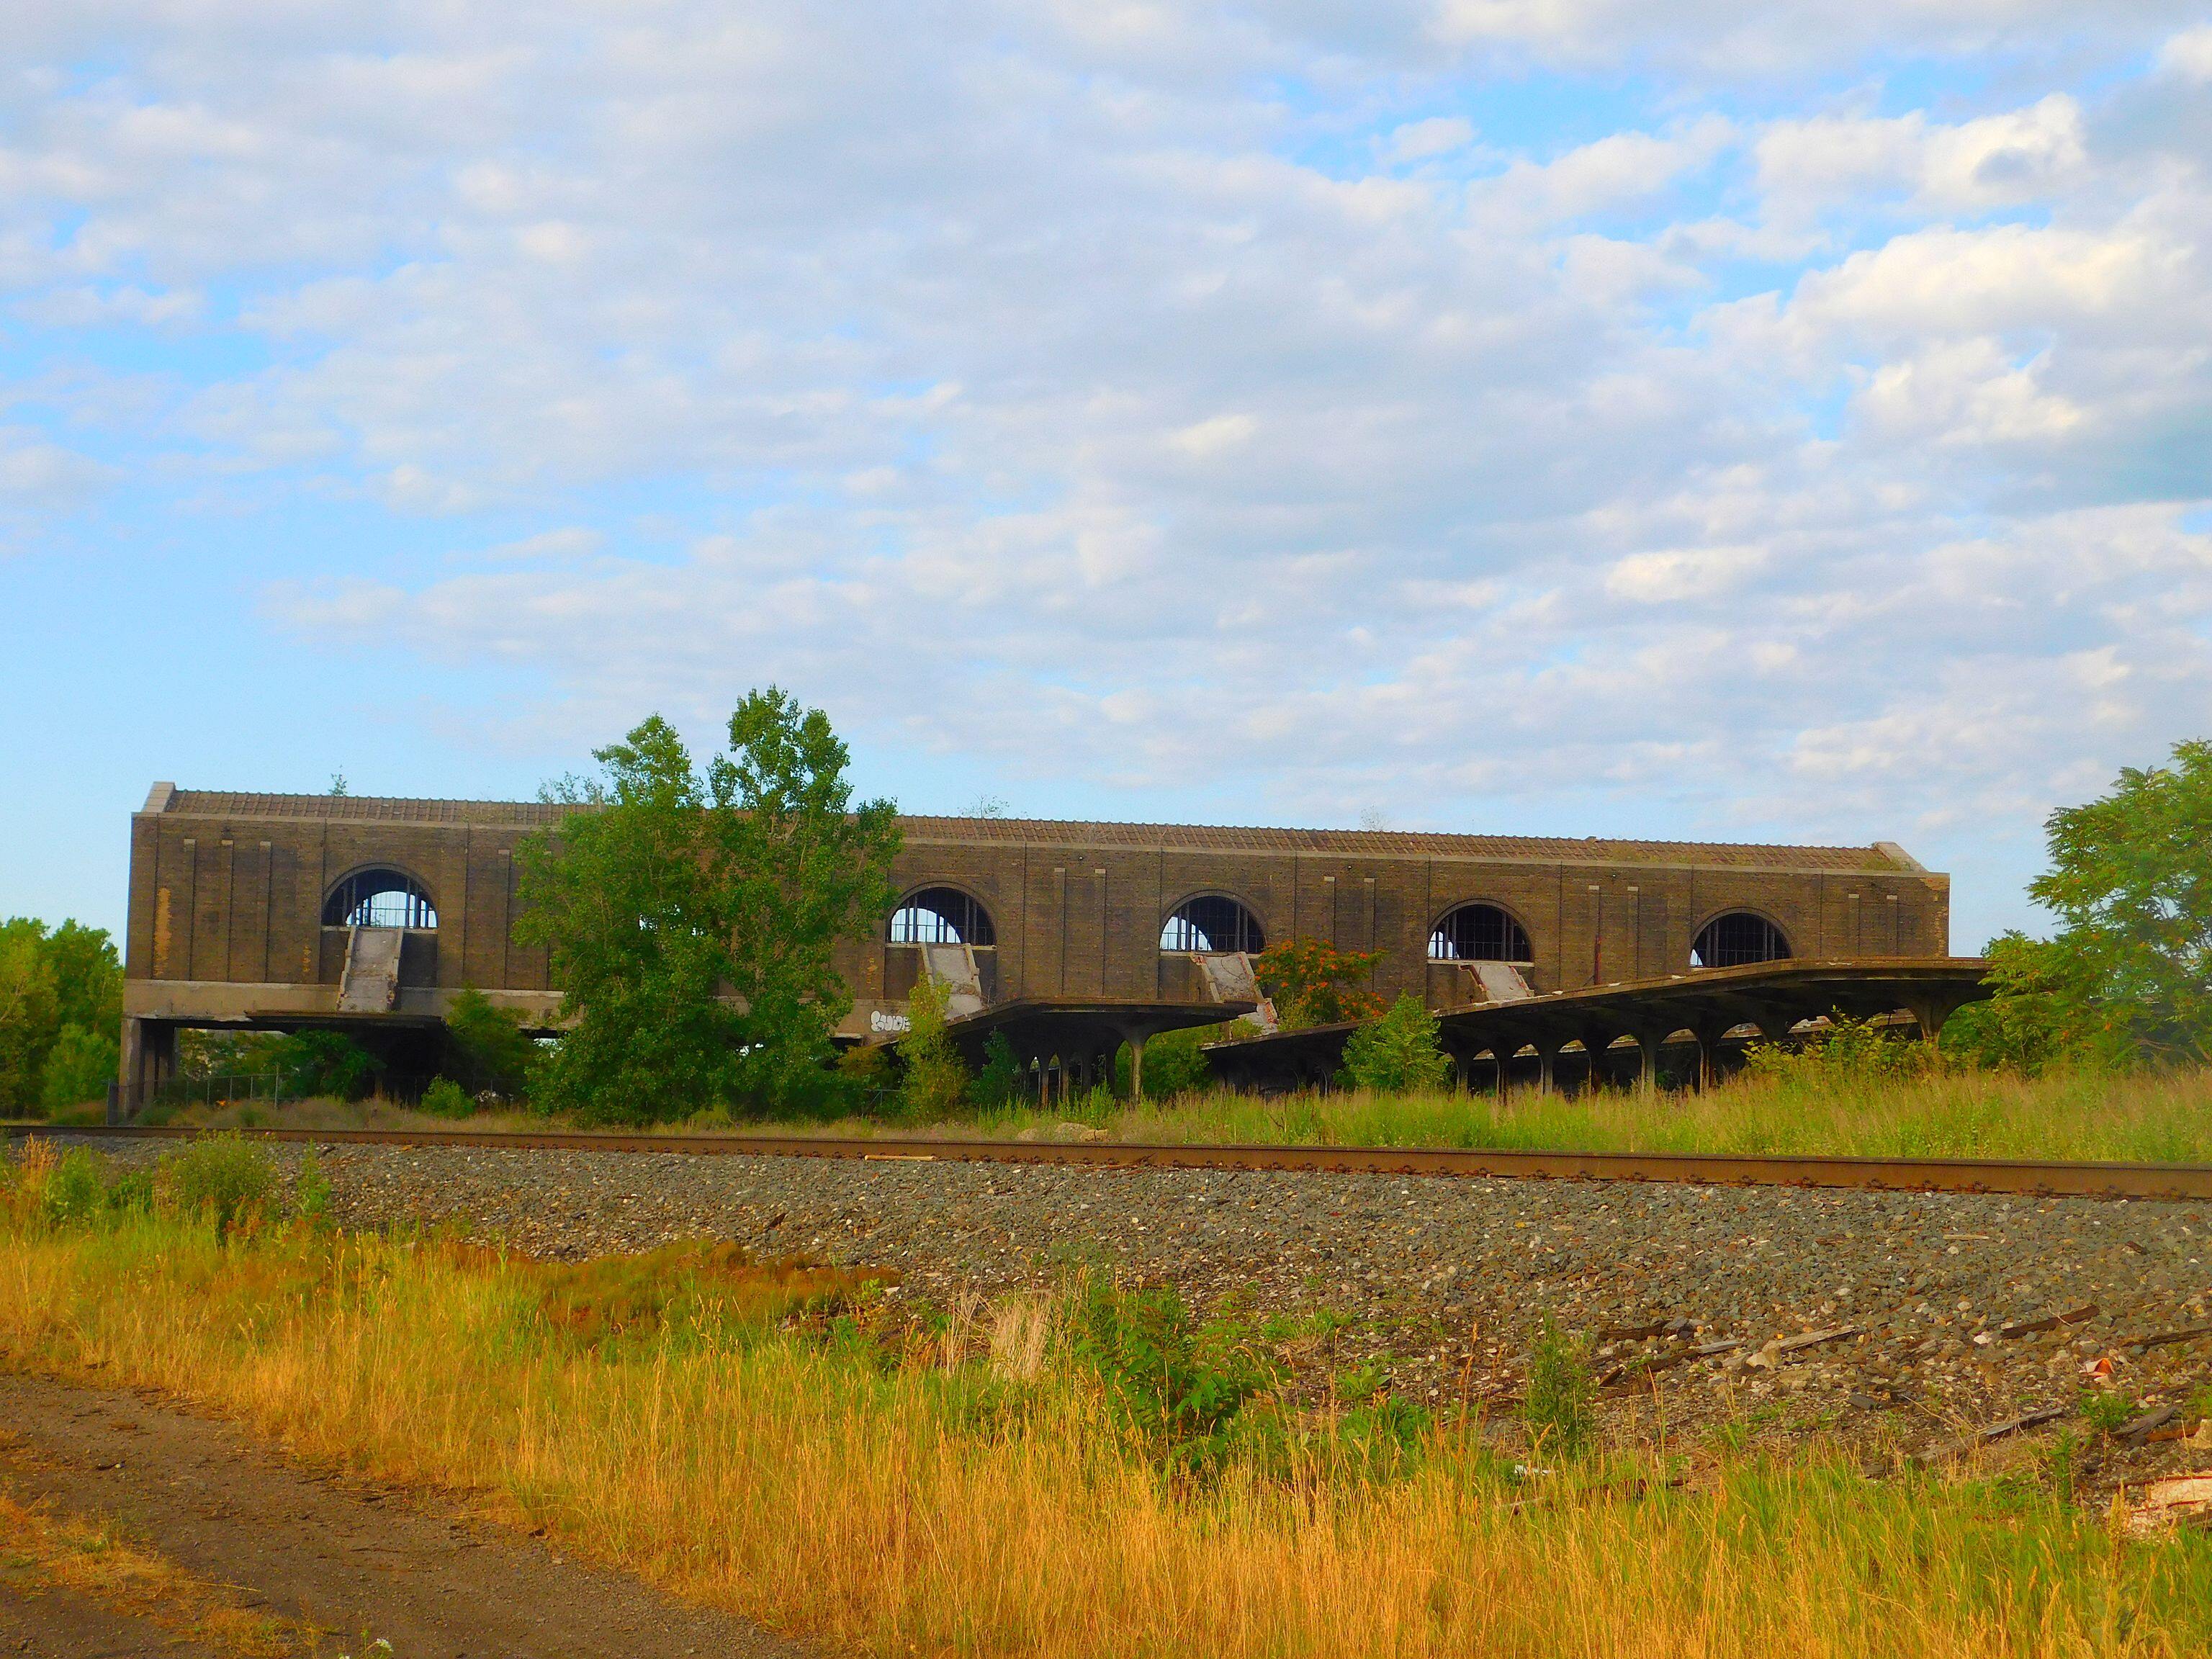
1428, 902, 1532, 963
1691, 912, 1790, 968
323, 868, 439, 930
1160, 894, 1265, 955
889, 886, 997, 947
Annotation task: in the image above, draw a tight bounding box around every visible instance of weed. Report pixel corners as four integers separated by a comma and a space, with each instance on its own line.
2078, 1388, 2141, 1437
292, 1149, 333, 1229
157, 1133, 274, 1239
1062, 1275, 1281, 1470
41, 1148, 104, 1228
1523, 1318, 1595, 1455
420, 1077, 474, 1118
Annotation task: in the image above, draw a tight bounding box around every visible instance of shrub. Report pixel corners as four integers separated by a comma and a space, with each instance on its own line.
1745, 1010, 1927, 1089
1256, 938, 1385, 1029
42, 1147, 106, 1227
1522, 1318, 1595, 1454
420, 1076, 475, 1118
1340, 994, 1452, 1093
1064, 1276, 1280, 1469
2077, 1388, 2140, 1437
158, 1134, 274, 1238
40, 1023, 118, 1112
897, 976, 969, 1120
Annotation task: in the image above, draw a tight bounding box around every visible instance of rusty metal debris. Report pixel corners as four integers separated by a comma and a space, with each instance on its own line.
1997, 1305, 2099, 1339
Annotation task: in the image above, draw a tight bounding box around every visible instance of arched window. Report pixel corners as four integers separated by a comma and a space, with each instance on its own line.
1160, 894, 1264, 955
888, 886, 997, 947
322, 868, 438, 930
1691, 912, 1790, 969
1428, 902, 1532, 963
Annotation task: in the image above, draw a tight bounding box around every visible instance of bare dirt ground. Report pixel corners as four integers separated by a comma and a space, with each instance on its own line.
0, 1370, 804, 1659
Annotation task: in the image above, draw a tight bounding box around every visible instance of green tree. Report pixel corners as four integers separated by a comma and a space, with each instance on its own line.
0, 921, 60, 1115
707, 688, 902, 1110
1960, 741, 2212, 1069
519, 715, 742, 1123
40, 1025, 120, 1111
42, 922, 122, 1036
519, 693, 901, 1123
1340, 992, 1453, 1093
970, 1030, 1023, 1108
271, 1030, 382, 1100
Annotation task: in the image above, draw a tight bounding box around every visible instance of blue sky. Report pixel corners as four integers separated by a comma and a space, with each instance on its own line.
5, 1, 2212, 951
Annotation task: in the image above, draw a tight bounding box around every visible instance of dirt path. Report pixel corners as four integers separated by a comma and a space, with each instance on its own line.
0, 1370, 806, 1659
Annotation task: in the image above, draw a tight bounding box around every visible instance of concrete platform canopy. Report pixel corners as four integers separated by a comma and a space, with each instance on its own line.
119, 781, 1961, 1107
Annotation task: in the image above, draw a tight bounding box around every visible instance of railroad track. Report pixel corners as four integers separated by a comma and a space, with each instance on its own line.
12, 1122, 2212, 1202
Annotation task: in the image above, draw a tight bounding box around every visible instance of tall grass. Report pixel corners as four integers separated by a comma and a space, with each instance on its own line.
945, 1064, 2212, 1164
2, 1162, 2208, 1657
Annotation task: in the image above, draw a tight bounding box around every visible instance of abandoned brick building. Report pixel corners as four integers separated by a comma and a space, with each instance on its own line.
120, 783, 1977, 1105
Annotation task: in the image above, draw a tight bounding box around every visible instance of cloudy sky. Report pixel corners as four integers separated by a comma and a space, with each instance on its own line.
4, 2, 2211, 948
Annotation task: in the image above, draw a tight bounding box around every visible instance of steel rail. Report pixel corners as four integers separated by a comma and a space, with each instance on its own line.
10, 1123, 2212, 1202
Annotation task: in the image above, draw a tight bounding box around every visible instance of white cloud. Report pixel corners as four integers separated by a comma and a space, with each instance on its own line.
1389, 117, 1475, 163
2160, 24, 2212, 81
1, 0, 2211, 948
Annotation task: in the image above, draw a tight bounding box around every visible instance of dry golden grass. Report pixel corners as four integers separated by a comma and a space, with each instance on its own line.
2, 1190, 2210, 1659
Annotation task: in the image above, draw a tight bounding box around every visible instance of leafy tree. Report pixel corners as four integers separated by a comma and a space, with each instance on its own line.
1340, 992, 1453, 1093
520, 716, 742, 1123
444, 988, 538, 1100
1956, 741, 2212, 1069
0, 919, 122, 1117
0, 922, 59, 1115
519, 692, 900, 1123
707, 688, 902, 1109
42, 922, 122, 1037
40, 1025, 120, 1110
897, 973, 970, 1120
1255, 938, 1384, 1030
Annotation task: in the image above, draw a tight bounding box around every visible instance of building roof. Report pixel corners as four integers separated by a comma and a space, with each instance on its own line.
149, 786, 1923, 873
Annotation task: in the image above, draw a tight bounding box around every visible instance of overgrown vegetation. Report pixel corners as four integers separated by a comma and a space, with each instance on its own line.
1256, 938, 1384, 1029
517, 691, 900, 1123
6, 1143, 2211, 1659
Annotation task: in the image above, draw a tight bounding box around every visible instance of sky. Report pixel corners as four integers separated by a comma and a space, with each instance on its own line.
4, 1, 2211, 952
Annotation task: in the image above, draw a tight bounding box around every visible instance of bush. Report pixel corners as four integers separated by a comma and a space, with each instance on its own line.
40, 1023, 118, 1112
1522, 1318, 1594, 1453
1064, 1276, 1280, 1469
970, 1031, 1022, 1108
42, 1147, 106, 1227
158, 1134, 274, 1238
897, 976, 969, 1120
1340, 994, 1452, 1093
420, 1076, 475, 1118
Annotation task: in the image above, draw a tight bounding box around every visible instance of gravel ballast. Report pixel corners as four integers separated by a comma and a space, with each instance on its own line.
55, 1136, 2212, 1457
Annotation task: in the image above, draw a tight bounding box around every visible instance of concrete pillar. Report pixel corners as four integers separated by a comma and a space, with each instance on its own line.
1636, 1030, 1663, 1096
122, 1019, 176, 1116
1125, 1032, 1146, 1101
1537, 1046, 1555, 1095
1494, 1048, 1511, 1107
